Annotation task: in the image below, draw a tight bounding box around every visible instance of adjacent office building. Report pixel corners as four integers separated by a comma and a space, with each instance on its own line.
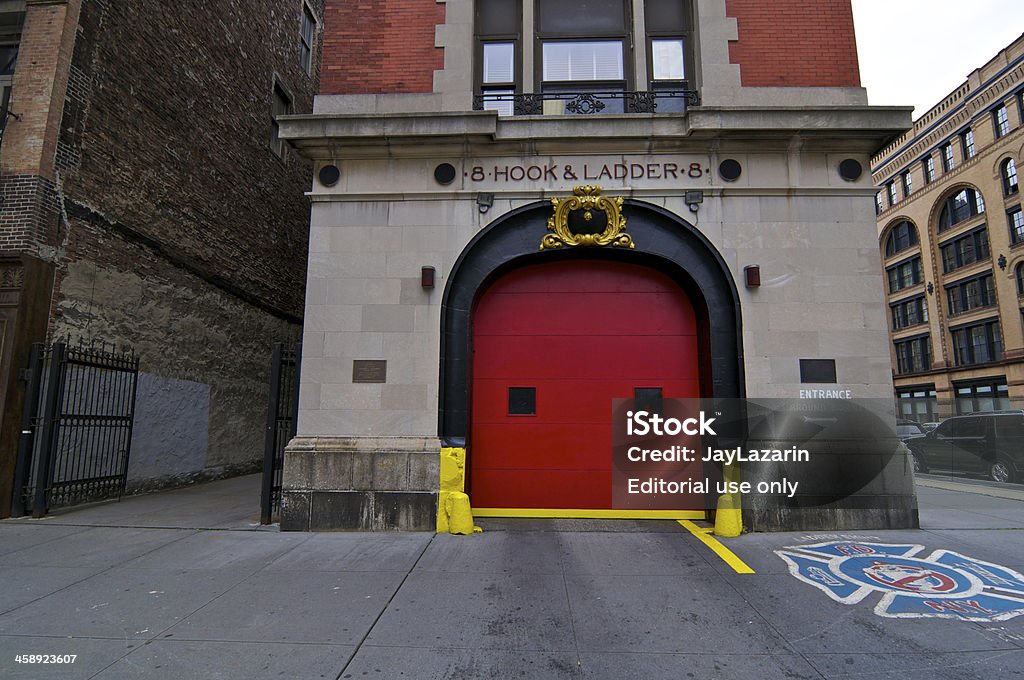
874, 34, 1024, 424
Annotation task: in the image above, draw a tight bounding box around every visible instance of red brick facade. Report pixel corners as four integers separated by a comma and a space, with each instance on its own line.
725, 0, 861, 87
320, 0, 444, 94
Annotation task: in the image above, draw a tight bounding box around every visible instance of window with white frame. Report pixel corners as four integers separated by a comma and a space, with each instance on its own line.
474, 0, 693, 115
994, 104, 1011, 138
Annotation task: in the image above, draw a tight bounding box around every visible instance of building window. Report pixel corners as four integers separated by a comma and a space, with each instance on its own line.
1002, 158, 1019, 197
938, 188, 985, 232
0, 45, 15, 136
887, 181, 898, 206
922, 155, 935, 184
954, 379, 1009, 414
886, 257, 924, 294
269, 81, 293, 158
476, 0, 521, 115
894, 335, 931, 375
896, 386, 937, 423
901, 170, 913, 198
891, 295, 928, 330
1009, 206, 1024, 244
475, 0, 693, 115
875, 191, 884, 215
994, 104, 1011, 138
950, 319, 1002, 366
299, 4, 317, 75
946, 272, 995, 316
941, 142, 955, 172
960, 128, 976, 159
1016, 262, 1024, 296
940, 226, 989, 273
884, 220, 918, 257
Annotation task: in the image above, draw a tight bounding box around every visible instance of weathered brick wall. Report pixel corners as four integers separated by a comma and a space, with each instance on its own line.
57, 0, 323, 319
725, 0, 861, 87
320, 0, 444, 94
2, 0, 327, 484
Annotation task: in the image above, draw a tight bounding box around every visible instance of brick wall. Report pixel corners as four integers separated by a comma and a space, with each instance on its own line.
320, 0, 444, 94
725, 0, 861, 87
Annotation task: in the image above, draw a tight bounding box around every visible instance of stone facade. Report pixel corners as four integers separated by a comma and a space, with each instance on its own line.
280, 0, 917, 531
873, 34, 1024, 424
0, 0, 324, 515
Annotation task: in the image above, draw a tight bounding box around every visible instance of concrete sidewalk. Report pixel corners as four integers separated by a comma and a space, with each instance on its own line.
0, 475, 1022, 679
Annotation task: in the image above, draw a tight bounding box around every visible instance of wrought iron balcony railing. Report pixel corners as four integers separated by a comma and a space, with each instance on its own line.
473, 89, 700, 116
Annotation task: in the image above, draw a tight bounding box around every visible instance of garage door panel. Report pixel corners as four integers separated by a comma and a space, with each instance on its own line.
472, 379, 701, 422
474, 336, 701, 380
475, 293, 697, 335
470, 260, 700, 511
472, 470, 612, 509
470, 425, 613, 468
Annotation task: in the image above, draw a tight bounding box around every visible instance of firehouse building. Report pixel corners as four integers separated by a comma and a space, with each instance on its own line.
278, 0, 917, 532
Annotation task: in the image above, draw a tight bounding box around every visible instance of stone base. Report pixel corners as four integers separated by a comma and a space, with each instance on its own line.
744, 496, 920, 532
280, 436, 440, 531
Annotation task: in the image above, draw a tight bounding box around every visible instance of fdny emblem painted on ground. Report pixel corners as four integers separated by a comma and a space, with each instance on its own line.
775, 541, 1024, 621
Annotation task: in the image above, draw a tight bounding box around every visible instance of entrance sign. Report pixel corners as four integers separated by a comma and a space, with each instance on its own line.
777, 541, 1024, 621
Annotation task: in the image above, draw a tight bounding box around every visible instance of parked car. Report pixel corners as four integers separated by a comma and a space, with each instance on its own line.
921, 422, 940, 432
906, 411, 1023, 483
896, 419, 926, 441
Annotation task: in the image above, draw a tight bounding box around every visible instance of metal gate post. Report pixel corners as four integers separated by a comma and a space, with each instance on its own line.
11, 343, 44, 517
31, 342, 66, 518
261, 343, 284, 525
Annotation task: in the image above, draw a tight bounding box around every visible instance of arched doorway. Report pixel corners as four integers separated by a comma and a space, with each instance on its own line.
470, 259, 701, 509
439, 197, 743, 517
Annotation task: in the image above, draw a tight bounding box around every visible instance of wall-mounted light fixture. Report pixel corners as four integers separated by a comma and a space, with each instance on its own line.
744, 265, 761, 288
999, 254, 1008, 270
476, 193, 494, 214
684, 190, 703, 214
421, 266, 436, 289
927, 282, 934, 295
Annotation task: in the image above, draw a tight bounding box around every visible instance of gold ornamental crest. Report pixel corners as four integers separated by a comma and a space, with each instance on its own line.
540, 185, 634, 250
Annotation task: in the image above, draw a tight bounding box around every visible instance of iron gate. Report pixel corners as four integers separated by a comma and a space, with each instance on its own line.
11, 340, 139, 517
261, 342, 301, 524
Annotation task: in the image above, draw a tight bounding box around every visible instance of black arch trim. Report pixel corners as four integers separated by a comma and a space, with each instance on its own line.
438, 199, 744, 446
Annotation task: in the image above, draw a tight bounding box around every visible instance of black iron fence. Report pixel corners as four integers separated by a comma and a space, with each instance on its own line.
11, 340, 139, 517
261, 342, 301, 525
473, 89, 700, 116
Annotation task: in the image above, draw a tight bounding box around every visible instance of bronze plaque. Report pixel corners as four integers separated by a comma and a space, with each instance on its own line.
352, 359, 387, 384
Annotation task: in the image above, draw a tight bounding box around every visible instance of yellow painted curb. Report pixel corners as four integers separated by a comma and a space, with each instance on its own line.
679, 519, 754, 574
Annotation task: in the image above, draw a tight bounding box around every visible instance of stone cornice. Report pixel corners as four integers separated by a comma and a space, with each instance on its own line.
279, 107, 912, 160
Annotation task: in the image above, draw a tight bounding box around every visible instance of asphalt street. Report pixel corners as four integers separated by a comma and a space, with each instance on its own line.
1, 474, 1022, 679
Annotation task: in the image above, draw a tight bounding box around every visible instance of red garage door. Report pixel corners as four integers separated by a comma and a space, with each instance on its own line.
470, 259, 701, 511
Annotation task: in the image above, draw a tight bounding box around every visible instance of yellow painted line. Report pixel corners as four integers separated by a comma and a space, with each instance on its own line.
678, 519, 755, 574
473, 508, 706, 520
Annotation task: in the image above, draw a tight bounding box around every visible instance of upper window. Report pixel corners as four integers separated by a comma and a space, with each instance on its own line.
299, 4, 317, 75
887, 257, 924, 294
941, 143, 955, 172
0, 45, 15, 137
901, 171, 913, 198
474, 0, 693, 115
1009, 206, 1024, 244
1002, 158, 1019, 197
884, 220, 918, 257
269, 82, 293, 158
994, 104, 1011, 138
940, 226, 989, 273
951, 319, 1002, 367
960, 128, 976, 159
875, 191, 884, 215
1016, 262, 1024, 296
938, 188, 985, 232
922, 156, 935, 184
887, 181, 898, 206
